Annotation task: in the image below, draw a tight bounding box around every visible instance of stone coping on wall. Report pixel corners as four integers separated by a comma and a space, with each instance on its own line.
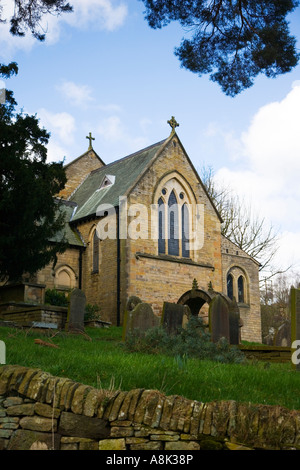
1, 365, 300, 450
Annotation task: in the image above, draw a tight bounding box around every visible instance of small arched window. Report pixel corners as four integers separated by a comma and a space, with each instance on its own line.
92, 229, 99, 273
227, 273, 233, 300
238, 275, 245, 303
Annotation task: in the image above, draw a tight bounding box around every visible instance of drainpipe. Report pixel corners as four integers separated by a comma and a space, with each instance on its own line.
116, 205, 121, 326
78, 247, 83, 290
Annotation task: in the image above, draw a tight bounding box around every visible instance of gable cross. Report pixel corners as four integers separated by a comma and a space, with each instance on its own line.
86, 132, 95, 150
167, 116, 179, 135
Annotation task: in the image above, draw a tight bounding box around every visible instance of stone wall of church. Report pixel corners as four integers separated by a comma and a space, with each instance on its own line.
36, 247, 81, 292
221, 237, 262, 343
124, 136, 223, 319
57, 150, 104, 200
77, 219, 119, 325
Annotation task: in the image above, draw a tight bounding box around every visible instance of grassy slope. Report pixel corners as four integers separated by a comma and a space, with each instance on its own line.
1, 326, 300, 410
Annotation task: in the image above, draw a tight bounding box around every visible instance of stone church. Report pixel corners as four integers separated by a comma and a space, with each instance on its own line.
35, 119, 262, 343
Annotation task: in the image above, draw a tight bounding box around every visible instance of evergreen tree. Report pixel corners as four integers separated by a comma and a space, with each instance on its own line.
0, 66, 67, 282
140, 0, 300, 96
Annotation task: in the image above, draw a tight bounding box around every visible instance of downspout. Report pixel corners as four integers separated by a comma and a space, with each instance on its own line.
78, 247, 83, 290
116, 205, 121, 326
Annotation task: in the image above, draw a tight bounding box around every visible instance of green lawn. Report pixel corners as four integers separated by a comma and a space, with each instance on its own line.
1, 325, 300, 411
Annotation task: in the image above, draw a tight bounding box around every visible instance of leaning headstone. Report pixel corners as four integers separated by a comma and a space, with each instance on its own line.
66, 288, 86, 333
290, 287, 300, 370
161, 302, 189, 336
123, 301, 159, 340
208, 294, 230, 343
228, 297, 240, 345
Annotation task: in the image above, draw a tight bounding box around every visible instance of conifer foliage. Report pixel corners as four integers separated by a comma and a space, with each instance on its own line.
140, 0, 300, 95
0, 65, 67, 282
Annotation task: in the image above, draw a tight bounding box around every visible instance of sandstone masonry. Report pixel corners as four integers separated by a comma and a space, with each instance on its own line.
0, 365, 299, 451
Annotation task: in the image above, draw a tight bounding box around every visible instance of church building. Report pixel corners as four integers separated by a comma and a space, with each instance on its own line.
36, 118, 262, 343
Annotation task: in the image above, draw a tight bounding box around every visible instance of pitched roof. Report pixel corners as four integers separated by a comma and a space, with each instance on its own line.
69, 139, 167, 222
50, 200, 85, 247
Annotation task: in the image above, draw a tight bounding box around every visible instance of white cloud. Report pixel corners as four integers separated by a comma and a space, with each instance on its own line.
213, 82, 300, 272
37, 108, 76, 162
57, 81, 94, 107
0, 0, 128, 58
96, 115, 149, 156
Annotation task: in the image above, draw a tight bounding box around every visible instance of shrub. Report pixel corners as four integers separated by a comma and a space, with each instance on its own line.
84, 304, 101, 322
45, 288, 69, 307
125, 315, 245, 364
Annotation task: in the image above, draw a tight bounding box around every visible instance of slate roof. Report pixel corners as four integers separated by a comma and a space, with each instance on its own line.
50, 200, 85, 247
68, 139, 167, 223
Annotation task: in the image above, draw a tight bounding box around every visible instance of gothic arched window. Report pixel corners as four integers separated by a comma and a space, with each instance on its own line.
227, 273, 233, 300
92, 229, 99, 273
238, 275, 245, 303
168, 190, 179, 256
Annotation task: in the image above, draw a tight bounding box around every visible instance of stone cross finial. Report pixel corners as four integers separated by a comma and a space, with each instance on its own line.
86, 132, 95, 150
168, 116, 179, 135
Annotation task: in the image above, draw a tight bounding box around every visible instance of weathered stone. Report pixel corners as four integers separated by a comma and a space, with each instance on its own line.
34, 402, 61, 419
123, 302, 159, 340
58, 411, 110, 439
165, 440, 200, 450
66, 288, 86, 333
20, 416, 57, 432
8, 430, 61, 450
110, 426, 134, 437
0, 429, 14, 438
6, 403, 35, 416
3, 396, 23, 407
109, 391, 128, 421
199, 439, 223, 450
209, 294, 230, 343
161, 302, 187, 335
99, 438, 126, 450
71, 384, 93, 414
160, 395, 176, 430
129, 441, 163, 450
83, 388, 103, 417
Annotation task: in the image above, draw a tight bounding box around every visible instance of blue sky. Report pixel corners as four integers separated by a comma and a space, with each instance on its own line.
1, 0, 300, 279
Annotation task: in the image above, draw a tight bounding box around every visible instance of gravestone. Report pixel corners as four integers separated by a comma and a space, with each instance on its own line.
161, 302, 190, 336
228, 297, 240, 345
66, 288, 86, 333
208, 294, 230, 343
290, 287, 300, 370
122, 300, 159, 340
274, 320, 291, 347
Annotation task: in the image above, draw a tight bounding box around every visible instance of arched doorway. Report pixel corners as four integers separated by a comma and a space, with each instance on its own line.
177, 289, 214, 323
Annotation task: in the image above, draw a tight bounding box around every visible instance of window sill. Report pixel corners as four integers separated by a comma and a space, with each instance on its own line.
135, 252, 215, 270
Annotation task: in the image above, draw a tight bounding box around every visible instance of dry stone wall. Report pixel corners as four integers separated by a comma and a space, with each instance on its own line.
1, 365, 300, 451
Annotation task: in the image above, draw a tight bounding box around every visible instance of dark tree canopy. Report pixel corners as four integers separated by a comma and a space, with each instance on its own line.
140, 0, 300, 96
0, 0, 72, 41
0, 72, 67, 282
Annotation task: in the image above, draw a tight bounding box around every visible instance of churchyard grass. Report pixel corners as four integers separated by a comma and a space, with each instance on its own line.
1, 325, 300, 411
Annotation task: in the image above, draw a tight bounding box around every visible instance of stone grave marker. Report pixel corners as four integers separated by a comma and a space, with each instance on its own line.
66, 288, 86, 333
208, 294, 230, 343
228, 297, 240, 345
291, 287, 300, 370
122, 299, 159, 340
274, 320, 291, 347
161, 302, 189, 336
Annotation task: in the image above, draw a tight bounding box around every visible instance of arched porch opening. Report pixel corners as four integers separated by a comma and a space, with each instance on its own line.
177, 289, 214, 324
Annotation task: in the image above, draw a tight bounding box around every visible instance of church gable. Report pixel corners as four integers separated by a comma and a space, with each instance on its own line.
57, 147, 105, 200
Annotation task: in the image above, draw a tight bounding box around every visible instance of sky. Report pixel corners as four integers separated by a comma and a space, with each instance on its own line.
1, 0, 300, 282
